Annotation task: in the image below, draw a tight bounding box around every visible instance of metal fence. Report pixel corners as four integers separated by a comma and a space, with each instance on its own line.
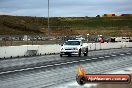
0, 34, 115, 46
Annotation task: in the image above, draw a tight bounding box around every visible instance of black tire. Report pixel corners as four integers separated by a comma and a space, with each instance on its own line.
78, 49, 81, 57
76, 75, 86, 85
84, 48, 88, 56
68, 54, 71, 57
60, 54, 62, 57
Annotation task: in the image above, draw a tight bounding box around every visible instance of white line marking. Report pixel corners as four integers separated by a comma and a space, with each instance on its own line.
60, 63, 67, 65
0, 64, 59, 75
105, 56, 110, 58
72, 61, 79, 63
34, 67, 42, 69
120, 54, 125, 55
86, 59, 91, 60
26, 68, 34, 70
66, 62, 73, 64
0, 67, 36, 74
79, 60, 85, 62
99, 57, 104, 59
14, 69, 21, 72
8, 70, 14, 73
126, 53, 131, 54
26, 68, 35, 70
40, 66, 48, 68
14, 69, 26, 72
18, 69, 24, 71
54, 64, 61, 66
111, 55, 116, 56
92, 58, 98, 60
46, 65, 54, 67
0, 70, 15, 74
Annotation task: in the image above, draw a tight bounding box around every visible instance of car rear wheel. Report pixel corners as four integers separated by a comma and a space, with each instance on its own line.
60, 54, 62, 57
84, 48, 88, 56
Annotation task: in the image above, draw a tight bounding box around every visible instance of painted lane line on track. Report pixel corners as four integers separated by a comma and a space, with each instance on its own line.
66, 62, 73, 64
46, 65, 54, 67
86, 59, 91, 61
111, 55, 116, 57
120, 54, 125, 56
2, 64, 55, 75
0, 70, 16, 74
0, 67, 36, 74
34, 67, 42, 69
92, 58, 98, 60
0, 52, 131, 75
54, 64, 61, 66
13, 69, 22, 72
99, 57, 104, 59
0, 69, 23, 75
126, 53, 131, 55
0, 59, 83, 75
20, 69, 31, 71
18, 69, 26, 71
105, 56, 110, 58
15, 68, 32, 72
72, 61, 79, 63
40, 65, 48, 68
60, 63, 67, 65
79, 60, 86, 62
26, 68, 35, 70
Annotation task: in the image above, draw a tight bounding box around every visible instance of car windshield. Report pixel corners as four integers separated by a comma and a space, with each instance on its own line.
64, 41, 80, 45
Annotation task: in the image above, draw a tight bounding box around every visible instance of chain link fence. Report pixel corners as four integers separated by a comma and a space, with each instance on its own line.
0, 34, 113, 46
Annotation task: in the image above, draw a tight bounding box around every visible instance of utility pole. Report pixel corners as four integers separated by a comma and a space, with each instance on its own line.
48, 0, 50, 36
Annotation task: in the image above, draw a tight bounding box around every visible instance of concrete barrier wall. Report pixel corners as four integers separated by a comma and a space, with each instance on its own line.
87, 42, 132, 51
0, 42, 132, 58
0, 45, 61, 58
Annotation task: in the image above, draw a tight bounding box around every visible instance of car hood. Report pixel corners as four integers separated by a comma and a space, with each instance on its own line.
61, 45, 80, 49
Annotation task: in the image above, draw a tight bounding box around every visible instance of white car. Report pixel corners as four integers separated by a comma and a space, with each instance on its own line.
60, 40, 88, 57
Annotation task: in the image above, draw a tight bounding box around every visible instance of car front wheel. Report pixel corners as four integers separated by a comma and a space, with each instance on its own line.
60, 54, 62, 57
78, 49, 81, 57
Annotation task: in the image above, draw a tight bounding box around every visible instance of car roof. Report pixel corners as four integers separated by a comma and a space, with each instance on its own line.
67, 40, 82, 41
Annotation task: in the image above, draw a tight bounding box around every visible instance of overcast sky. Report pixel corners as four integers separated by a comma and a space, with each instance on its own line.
0, 0, 132, 17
